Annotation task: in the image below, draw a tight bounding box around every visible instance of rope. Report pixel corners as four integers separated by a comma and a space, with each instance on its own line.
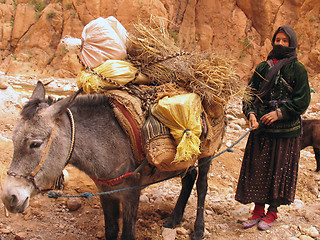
91, 172, 134, 186
65, 108, 75, 164
48, 127, 253, 200
129, 51, 191, 69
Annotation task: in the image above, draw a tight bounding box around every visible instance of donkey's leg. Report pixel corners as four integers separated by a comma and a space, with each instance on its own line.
192, 156, 211, 240
121, 189, 141, 240
163, 168, 198, 228
100, 195, 120, 240
314, 147, 320, 172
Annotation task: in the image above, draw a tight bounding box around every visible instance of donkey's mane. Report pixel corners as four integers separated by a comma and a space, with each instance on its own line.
71, 94, 109, 108
21, 93, 109, 120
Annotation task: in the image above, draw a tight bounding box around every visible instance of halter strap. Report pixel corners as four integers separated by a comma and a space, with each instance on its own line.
30, 123, 57, 177
30, 108, 75, 177
8, 108, 75, 191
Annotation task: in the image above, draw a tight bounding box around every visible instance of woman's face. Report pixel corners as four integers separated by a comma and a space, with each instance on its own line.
274, 31, 290, 47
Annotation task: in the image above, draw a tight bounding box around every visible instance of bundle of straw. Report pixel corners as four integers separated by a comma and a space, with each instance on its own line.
127, 20, 242, 106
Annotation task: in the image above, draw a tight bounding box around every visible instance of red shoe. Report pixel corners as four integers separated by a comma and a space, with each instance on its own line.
258, 211, 277, 231
243, 204, 265, 229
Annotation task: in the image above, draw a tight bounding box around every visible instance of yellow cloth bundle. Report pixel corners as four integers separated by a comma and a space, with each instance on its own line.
151, 93, 202, 165
77, 59, 139, 93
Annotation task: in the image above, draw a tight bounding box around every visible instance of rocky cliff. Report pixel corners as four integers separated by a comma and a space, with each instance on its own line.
0, 0, 319, 81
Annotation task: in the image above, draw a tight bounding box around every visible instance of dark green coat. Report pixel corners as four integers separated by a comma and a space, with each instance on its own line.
243, 60, 311, 138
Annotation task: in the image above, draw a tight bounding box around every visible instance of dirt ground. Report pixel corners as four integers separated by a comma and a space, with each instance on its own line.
0, 75, 319, 240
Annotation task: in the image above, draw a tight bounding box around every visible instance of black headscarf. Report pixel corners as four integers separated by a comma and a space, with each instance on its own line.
254, 26, 298, 105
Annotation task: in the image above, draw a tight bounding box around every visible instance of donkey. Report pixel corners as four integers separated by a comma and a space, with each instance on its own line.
1, 81, 216, 240
301, 119, 320, 172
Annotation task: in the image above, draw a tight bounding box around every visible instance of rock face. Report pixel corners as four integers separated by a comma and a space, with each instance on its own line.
0, 0, 319, 80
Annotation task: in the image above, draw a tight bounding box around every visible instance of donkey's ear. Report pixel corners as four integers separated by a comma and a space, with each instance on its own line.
46, 88, 83, 118
30, 81, 46, 101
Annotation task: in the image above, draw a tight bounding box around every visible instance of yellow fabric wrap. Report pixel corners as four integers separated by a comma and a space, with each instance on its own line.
151, 93, 202, 165
77, 60, 138, 93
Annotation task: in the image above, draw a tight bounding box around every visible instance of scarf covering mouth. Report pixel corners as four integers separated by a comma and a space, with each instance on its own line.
254, 26, 298, 106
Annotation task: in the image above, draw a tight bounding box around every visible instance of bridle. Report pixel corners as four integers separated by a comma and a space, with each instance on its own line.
7, 108, 75, 192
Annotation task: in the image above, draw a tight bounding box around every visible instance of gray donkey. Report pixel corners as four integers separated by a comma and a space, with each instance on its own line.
1, 81, 217, 240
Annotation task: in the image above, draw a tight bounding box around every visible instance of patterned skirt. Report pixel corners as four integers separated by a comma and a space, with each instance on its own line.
235, 132, 300, 205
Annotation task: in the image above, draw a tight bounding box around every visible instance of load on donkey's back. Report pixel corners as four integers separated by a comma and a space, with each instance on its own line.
60, 16, 243, 173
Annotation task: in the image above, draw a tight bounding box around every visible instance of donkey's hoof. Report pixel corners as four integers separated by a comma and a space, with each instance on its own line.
163, 218, 179, 229
191, 231, 204, 240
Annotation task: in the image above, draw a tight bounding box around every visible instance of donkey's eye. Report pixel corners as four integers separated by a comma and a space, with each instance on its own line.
30, 141, 42, 149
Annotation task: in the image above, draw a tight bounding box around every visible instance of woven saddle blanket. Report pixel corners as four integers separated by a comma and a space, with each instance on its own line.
107, 90, 146, 163
107, 89, 226, 165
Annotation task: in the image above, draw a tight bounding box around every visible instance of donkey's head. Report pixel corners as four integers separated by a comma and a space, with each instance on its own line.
1, 81, 77, 213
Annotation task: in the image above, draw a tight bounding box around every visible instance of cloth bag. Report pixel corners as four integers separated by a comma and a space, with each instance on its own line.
79, 16, 128, 68
151, 93, 203, 167
77, 60, 137, 93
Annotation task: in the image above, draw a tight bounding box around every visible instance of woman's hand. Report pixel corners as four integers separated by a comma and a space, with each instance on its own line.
249, 113, 259, 130
260, 111, 279, 125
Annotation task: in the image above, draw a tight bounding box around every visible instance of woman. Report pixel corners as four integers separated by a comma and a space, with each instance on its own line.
235, 26, 311, 231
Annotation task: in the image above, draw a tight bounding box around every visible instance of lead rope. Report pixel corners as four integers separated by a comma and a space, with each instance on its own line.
48, 127, 253, 200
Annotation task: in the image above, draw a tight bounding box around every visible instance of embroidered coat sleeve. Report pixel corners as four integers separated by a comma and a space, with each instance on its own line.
279, 62, 311, 120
